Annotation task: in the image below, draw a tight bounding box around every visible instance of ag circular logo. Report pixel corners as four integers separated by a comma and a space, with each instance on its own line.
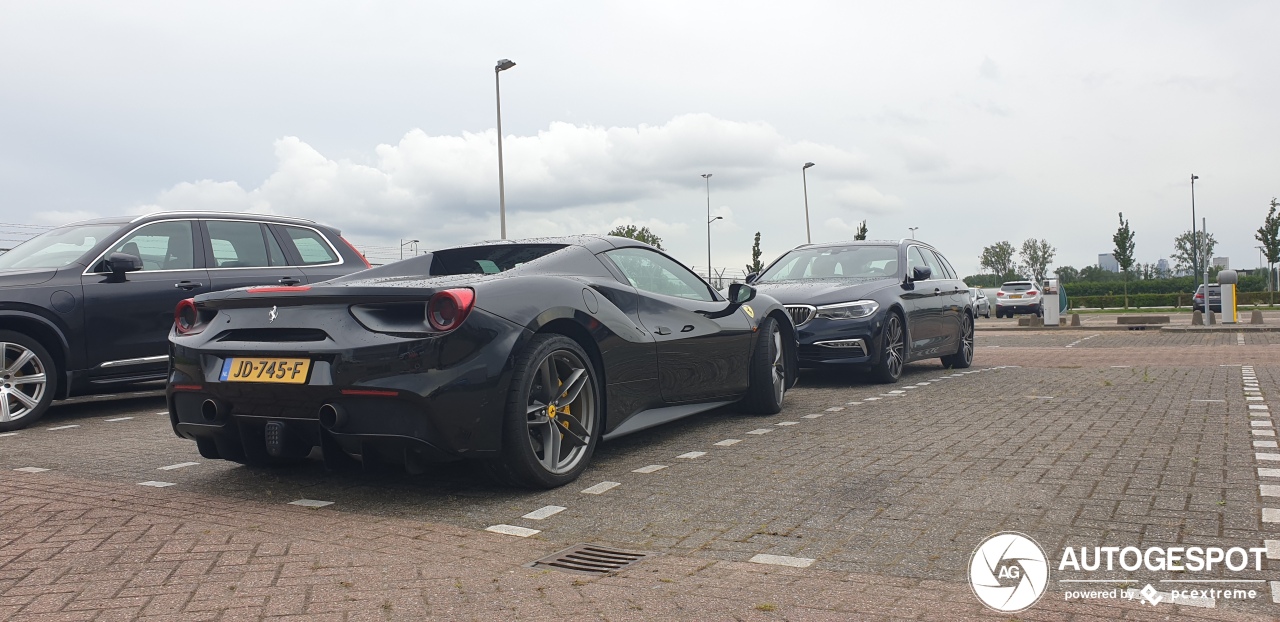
969, 532, 1050, 612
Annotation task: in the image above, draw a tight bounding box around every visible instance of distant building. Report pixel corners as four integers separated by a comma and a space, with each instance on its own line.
1212, 257, 1229, 269
1098, 253, 1119, 272
1156, 258, 1170, 276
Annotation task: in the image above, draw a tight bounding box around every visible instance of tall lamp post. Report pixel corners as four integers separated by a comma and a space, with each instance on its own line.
802, 162, 815, 243
702, 173, 714, 281
908, 226, 919, 239
400, 239, 419, 260
1190, 174, 1198, 280
495, 58, 517, 239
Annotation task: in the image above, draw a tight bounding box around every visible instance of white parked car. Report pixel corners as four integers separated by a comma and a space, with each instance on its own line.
994, 281, 1042, 318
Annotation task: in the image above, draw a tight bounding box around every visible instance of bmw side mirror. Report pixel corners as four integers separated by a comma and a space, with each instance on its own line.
744, 272, 759, 284
911, 266, 932, 282
728, 283, 756, 305
106, 252, 143, 281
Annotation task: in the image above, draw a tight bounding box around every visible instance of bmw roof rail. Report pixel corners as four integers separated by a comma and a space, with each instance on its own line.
129, 211, 319, 224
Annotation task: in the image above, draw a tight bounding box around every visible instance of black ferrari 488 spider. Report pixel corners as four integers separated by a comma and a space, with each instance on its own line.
167, 236, 798, 488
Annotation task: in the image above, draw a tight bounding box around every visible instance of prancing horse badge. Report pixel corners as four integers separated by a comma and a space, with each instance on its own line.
269, 305, 278, 323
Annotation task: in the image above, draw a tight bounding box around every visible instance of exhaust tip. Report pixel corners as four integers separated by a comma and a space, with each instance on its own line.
200, 399, 223, 422
318, 403, 346, 430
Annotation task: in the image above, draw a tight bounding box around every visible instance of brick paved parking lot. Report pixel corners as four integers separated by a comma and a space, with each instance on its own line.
3, 331, 1280, 620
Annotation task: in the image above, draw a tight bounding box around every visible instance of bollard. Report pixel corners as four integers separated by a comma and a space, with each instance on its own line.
1070, 313, 1081, 327
1252, 310, 1264, 324
1208, 310, 1216, 325
1192, 310, 1203, 326
1030, 316, 1044, 327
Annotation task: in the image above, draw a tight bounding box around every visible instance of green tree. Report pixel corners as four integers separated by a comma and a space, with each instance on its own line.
607, 224, 663, 250
1054, 265, 1079, 284
1112, 212, 1136, 308
979, 241, 1018, 280
745, 231, 764, 275
1255, 198, 1280, 304
1019, 238, 1056, 284
1172, 230, 1215, 275
853, 220, 868, 241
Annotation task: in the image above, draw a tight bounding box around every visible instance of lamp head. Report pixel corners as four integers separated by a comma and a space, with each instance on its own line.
803, 162, 815, 169
496, 59, 516, 72
1191, 174, 1199, 180
701, 173, 712, 179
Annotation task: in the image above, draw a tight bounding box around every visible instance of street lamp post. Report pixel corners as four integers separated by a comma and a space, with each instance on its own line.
1190, 174, 1198, 280
702, 173, 714, 281
908, 227, 919, 239
495, 59, 516, 239
802, 162, 815, 244
400, 239, 419, 260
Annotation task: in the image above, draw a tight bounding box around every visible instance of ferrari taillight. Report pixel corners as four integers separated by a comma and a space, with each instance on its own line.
427, 288, 475, 331
175, 298, 200, 335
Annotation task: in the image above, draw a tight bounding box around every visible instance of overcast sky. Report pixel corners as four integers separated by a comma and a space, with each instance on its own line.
2, 1, 1277, 275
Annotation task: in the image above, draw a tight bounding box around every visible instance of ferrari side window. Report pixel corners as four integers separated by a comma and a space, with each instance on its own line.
605, 248, 715, 302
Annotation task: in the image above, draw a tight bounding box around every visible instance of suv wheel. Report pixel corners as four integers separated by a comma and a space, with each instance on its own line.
0, 331, 57, 432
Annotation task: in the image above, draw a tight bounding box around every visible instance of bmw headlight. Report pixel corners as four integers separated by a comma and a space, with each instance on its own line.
814, 300, 879, 320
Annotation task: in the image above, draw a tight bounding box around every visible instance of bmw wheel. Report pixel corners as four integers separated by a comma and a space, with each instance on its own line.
870, 312, 905, 383
941, 313, 974, 369
490, 334, 600, 488
0, 331, 56, 432
739, 317, 785, 414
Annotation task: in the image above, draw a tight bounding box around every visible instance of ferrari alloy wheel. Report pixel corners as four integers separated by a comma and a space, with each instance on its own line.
871, 312, 905, 383
739, 317, 785, 414
941, 312, 974, 369
491, 334, 600, 488
0, 331, 56, 432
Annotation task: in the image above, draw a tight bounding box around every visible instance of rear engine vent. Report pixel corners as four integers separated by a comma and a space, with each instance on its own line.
528, 544, 649, 575
218, 328, 329, 342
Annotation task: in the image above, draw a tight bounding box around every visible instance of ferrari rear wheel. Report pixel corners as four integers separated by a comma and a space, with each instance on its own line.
489, 334, 600, 489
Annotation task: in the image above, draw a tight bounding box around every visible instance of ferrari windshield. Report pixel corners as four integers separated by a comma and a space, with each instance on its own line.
429, 244, 566, 275
0, 224, 118, 271
758, 245, 899, 281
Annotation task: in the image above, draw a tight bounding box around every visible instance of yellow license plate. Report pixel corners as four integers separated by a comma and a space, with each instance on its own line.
220, 358, 311, 384
1009, 294, 1023, 299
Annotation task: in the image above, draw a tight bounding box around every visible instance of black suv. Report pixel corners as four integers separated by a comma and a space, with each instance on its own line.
0, 211, 370, 430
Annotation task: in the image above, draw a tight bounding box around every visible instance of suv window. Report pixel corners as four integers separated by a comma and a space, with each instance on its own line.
907, 246, 942, 279
207, 221, 279, 268
605, 247, 715, 302
279, 225, 338, 265
109, 220, 196, 271
1001, 282, 1032, 292
0, 224, 118, 270
932, 250, 958, 280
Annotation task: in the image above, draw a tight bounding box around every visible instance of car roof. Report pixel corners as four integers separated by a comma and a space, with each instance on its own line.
437, 235, 651, 254
1001, 281, 1033, 286
128, 211, 322, 226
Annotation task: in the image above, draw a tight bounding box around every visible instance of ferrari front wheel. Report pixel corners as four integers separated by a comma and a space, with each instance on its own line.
490, 334, 601, 489
738, 317, 785, 414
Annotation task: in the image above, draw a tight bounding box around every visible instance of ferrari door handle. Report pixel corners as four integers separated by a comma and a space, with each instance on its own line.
654, 326, 672, 335
175, 281, 203, 290
277, 277, 301, 286
933, 288, 942, 295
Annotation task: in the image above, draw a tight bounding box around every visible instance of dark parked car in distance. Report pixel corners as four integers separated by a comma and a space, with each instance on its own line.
1193, 284, 1222, 313
0, 211, 369, 430
167, 236, 798, 488
745, 239, 973, 383
969, 287, 991, 318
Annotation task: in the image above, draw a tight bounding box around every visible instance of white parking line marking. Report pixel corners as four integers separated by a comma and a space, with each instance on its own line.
581, 481, 621, 494
0, 432, 17, 438
714, 439, 741, 446
1272, 582, 1280, 604
1111, 365, 1131, 368
802, 414, 823, 419
879, 393, 902, 397
288, 499, 334, 508
888, 390, 906, 394
137, 481, 176, 488
1260, 468, 1280, 478
1255, 441, 1279, 449
1256, 453, 1280, 461
153, 411, 168, 416
746, 429, 773, 435
864, 397, 882, 401
104, 417, 134, 422
916, 382, 930, 386
14, 467, 48, 473
825, 406, 844, 411
486, 524, 539, 537
846, 401, 862, 405
1251, 405, 1270, 410
749, 554, 814, 568
158, 462, 198, 471
1254, 430, 1276, 436
1248, 397, 1265, 401
1251, 420, 1272, 427
1264, 508, 1280, 523
523, 506, 566, 520
1262, 485, 1280, 497
46, 425, 79, 431
775, 421, 798, 426
676, 451, 707, 459
633, 464, 667, 473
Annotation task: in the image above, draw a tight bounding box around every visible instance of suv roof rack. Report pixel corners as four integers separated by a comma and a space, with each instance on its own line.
129, 211, 318, 224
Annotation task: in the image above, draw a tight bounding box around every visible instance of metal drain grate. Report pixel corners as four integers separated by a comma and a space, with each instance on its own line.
528, 543, 649, 575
